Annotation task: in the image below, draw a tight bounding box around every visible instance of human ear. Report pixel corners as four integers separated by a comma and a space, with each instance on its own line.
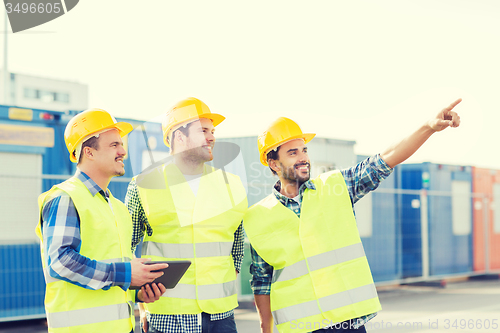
269, 159, 280, 174
83, 147, 94, 160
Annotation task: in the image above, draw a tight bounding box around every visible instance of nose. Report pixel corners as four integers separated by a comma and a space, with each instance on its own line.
297, 151, 308, 162
118, 144, 127, 157
205, 132, 215, 143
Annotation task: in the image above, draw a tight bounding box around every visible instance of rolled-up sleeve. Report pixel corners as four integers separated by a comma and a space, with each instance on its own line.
249, 246, 273, 295
341, 154, 393, 205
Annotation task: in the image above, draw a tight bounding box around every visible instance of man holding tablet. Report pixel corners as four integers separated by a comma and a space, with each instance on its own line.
36, 109, 168, 333
126, 97, 248, 333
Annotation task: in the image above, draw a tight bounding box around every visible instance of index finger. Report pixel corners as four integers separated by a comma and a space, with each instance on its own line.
445, 98, 462, 111
146, 263, 169, 271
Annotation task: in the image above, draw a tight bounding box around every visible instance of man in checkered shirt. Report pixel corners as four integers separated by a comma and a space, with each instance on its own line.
126, 98, 247, 333
245, 99, 462, 333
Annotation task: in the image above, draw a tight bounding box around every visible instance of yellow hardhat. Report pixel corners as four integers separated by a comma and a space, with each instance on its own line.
162, 97, 225, 147
258, 117, 315, 166
64, 108, 133, 163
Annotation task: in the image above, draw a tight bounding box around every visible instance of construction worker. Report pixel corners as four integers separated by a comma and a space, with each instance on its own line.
125, 97, 248, 333
36, 109, 169, 333
244, 99, 462, 333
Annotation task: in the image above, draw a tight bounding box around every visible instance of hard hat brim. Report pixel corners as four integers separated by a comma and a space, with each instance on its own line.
68, 121, 134, 163
260, 132, 316, 166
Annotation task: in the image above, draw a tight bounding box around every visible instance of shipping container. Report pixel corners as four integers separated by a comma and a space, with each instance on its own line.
355, 155, 402, 282
398, 163, 473, 278
0, 244, 45, 322
471, 167, 500, 272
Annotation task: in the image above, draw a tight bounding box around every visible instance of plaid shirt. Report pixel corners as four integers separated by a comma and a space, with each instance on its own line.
125, 177, 244, 333
249, 154, 393, 330
39, 170, 131, 291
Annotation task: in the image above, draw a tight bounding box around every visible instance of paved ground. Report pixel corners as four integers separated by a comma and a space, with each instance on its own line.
1, 278, 499, 332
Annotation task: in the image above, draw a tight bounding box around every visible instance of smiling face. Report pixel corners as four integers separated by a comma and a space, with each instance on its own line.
270, 139, 311, 186
179, 118, 216, 163
90, 129, 127, 178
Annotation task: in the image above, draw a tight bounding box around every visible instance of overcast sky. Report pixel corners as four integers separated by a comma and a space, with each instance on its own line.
5, 0, 500, 168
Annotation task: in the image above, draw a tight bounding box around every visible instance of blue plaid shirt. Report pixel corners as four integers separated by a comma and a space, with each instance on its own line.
249, 154, 393, 330
125, 177, 244, 333
39, 170, 131, 291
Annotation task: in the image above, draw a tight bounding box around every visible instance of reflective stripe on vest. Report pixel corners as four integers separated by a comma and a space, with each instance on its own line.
143, 241, 233, 258
272, 284, 378, 326
162, 280, 236, 300
48, 301, 134, 328
272, 243, 366, 284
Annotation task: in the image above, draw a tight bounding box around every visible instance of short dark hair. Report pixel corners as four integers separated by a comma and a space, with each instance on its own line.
77, 136, 100, 165
266, 146, 281, 176
170, 122, 194, 153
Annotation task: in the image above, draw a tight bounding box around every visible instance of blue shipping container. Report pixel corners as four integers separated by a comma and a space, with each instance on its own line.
398, 163, 473, 278
0, 244, 45, 321
355, 156, 402, 283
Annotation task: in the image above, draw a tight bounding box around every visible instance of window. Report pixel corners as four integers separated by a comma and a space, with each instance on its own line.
24, 87, 39, 99
55, 92, 70, 103
493, 184, 500, 234
40, 91, 55, 103
23, 88, 70, 103
451, 180, 472, 235
354, 192, 373, 237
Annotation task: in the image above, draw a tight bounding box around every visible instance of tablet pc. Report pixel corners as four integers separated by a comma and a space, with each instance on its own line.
130, 260, 191, 290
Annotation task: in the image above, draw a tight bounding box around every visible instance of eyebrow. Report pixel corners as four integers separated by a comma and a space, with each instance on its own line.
286, 147, 307, 153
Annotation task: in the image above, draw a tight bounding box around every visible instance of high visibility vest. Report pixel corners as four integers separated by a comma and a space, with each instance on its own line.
136, 163, 247, 315
35, 176, 135, 333
244, 171, 381, 333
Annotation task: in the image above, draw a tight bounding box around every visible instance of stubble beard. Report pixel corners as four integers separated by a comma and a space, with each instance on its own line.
183, 146, 213, 165
281, 162, 310, 187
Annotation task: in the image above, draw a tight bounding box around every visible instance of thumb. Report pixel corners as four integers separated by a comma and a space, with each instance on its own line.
433, 119, 451, 129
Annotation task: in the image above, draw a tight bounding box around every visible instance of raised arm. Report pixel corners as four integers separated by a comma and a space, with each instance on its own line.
380, 98, 461, 168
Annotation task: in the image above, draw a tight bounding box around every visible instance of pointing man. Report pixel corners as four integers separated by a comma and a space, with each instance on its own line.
244, 99, 462, 333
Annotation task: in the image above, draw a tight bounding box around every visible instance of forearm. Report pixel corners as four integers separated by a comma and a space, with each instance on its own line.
380, 123, 435, 168
138, 302, 146, 312
42, 194, 131, 291
255, 294, 274, 333
46, 242, 131, 291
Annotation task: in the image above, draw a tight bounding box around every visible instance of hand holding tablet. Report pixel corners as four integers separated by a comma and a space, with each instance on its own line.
130, 260, 191, 290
